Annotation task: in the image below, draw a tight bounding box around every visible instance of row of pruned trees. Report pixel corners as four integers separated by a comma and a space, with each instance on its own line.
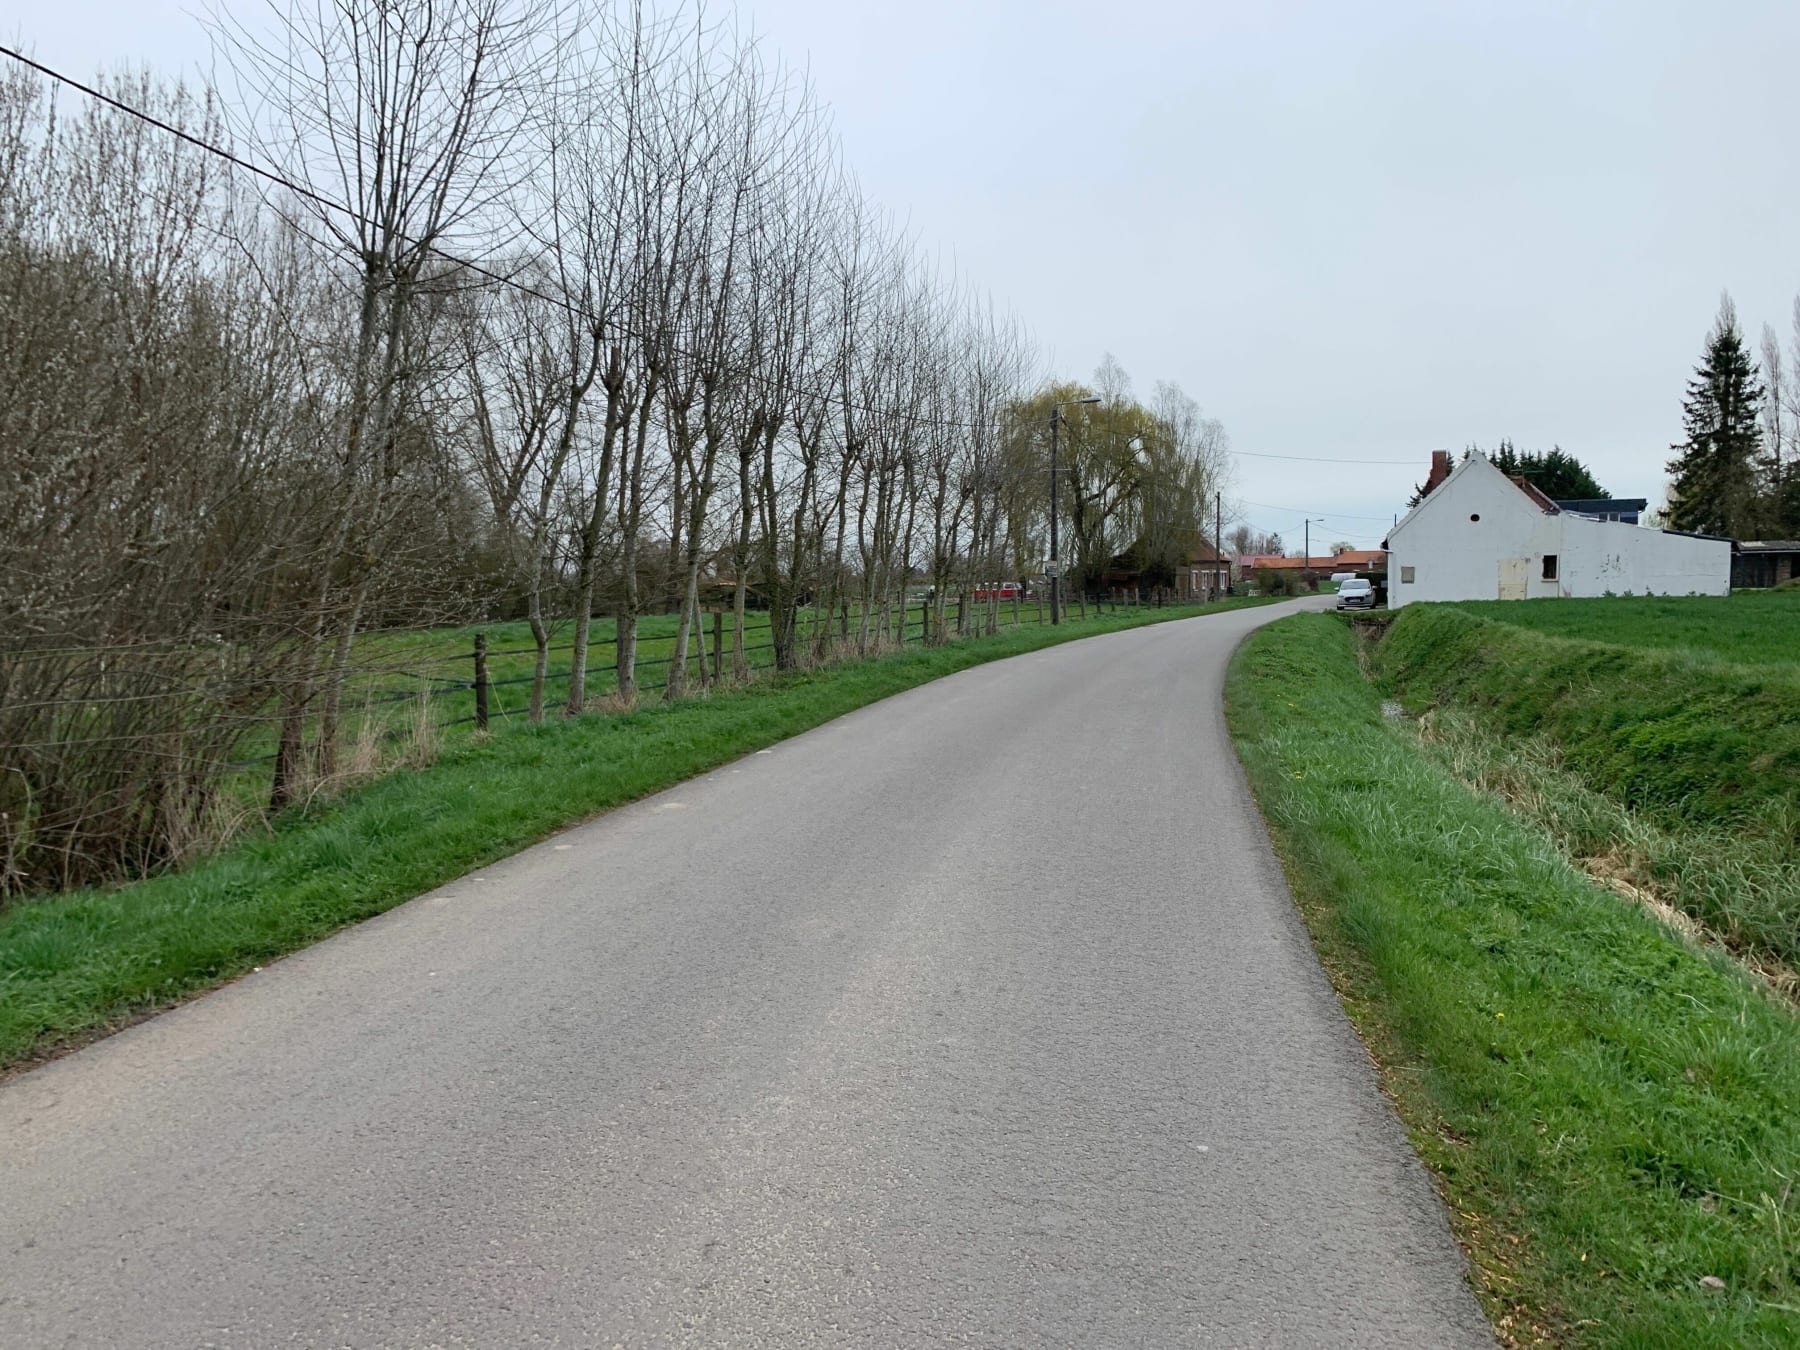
0, 0, 1233, 894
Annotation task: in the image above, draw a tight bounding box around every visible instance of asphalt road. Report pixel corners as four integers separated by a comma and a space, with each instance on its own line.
0, 600, 1492, 1348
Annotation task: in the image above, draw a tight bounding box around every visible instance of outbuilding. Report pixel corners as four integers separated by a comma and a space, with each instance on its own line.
1731, 540, 1800, 589
1384, 452, 1730, 607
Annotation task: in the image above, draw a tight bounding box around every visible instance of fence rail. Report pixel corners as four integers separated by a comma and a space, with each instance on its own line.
5, 591, 1202, 759
2, 589, 1217, 893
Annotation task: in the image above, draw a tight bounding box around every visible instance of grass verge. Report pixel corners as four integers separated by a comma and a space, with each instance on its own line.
0, 598, 1271, 1072
1226, 613, 1800, 1348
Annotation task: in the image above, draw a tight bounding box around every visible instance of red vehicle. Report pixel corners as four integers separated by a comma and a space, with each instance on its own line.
972, 581, 1022, 601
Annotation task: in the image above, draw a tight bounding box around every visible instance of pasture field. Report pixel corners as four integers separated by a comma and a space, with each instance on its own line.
1446, 590, 1800, 665
249, 595, 1095, 764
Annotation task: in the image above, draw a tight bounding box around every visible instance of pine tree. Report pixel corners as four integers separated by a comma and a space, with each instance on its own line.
1534, 448, 1606, 500
1489, 439, 1524, 480
1666, 294, 1764, 536
1472, 440, 1606, 499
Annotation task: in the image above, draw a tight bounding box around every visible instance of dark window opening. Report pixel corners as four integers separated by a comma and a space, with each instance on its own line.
1542, 554, 1559, 581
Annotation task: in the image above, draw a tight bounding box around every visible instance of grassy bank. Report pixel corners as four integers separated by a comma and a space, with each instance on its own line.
1374, 601, 1800, 970
1375, 601, 1800, 837
0, 598, 1270, 1072
1227, 614, 1800, 1348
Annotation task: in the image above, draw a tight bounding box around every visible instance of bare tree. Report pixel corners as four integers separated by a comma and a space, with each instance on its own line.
213, 0, 560, 794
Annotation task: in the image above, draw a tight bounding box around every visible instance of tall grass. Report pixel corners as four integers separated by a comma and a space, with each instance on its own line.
1413, 702, 1800, 980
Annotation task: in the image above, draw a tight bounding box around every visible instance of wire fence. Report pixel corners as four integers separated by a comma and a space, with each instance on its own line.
0, 589, 1222, 894
9, 590, 1199, 760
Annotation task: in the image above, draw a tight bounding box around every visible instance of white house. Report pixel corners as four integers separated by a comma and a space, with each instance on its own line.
1385, 452, 1730, 608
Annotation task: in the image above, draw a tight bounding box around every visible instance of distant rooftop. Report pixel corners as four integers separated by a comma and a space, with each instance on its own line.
1554, 497, 1649, 513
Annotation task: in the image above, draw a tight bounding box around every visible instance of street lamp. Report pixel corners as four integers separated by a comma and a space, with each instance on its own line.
1049, 396, 1101, 624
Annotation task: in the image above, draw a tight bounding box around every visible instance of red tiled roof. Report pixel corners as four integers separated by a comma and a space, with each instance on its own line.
1511, 477, 1561, 514
1238, 552, 1385, 571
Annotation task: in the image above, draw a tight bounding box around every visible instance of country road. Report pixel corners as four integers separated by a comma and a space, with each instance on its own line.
0, 599, 1492, 1348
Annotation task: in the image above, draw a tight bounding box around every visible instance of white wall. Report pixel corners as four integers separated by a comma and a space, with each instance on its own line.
1557, 517, 1729, 597
1385, 454, 1729, 606
1387, 456, 1555, 607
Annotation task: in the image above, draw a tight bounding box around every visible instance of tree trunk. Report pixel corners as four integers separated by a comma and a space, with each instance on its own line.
527, 577, 550, 724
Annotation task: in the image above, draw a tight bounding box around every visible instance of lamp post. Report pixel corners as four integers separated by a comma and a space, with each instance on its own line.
1049, 396, 1101, 624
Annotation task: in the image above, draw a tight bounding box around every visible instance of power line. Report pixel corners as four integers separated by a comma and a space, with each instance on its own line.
1237, 499, 1397, 523
1233, 450, 1417, 466
0, 45, 1453, 463
0, 43, 1004, 436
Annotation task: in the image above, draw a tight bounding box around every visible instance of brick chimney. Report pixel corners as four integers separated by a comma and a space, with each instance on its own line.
1422, 449, 1451, 497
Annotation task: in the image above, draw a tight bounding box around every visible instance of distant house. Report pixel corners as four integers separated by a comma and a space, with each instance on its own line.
1385, 452, 1730, 606
1732, 541, 1800, 589
1101, 540, 1233, 599
1176, 544, 1233, 598
1235, 549, 1385, 578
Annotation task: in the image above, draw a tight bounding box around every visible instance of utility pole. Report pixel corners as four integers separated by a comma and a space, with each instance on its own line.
1050, 408, 1061, 625
1216, 490, 1223, 597
1304, 517, 1326, 590
1048, 396, 1100, 625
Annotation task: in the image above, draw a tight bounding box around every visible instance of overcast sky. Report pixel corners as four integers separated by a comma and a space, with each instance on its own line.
14, 1, 1800, 550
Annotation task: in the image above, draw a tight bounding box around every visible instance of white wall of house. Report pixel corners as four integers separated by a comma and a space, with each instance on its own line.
1557, 516, 1729, 597
1387, 454, 1729, 607
1388, 455, 1556, 606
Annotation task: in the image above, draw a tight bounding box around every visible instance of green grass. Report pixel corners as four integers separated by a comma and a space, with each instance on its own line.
201, 600, 1072, 850
227, 597, 1131, 776
1377, 592, 1800, 971
1376, 601, 1800, 841
1409, 700, 1800, 976
0, 597, 1272, 1072
1446, 592, 1800, 666
239, 602, 942, 760
1227, 614, 1800, 1348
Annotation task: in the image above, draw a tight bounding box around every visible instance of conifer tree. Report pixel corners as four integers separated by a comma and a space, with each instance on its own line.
1666, 294, 1764, 536
1477, 441, 1606, 499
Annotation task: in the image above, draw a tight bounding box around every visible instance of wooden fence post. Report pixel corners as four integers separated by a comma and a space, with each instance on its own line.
474, 633, 489, 732
713, 608, 724, 680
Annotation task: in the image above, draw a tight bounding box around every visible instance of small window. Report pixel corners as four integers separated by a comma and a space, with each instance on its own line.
1401, 566, 1416, 584
1469, 513, 1481, 522
1542, 554, 1558, 581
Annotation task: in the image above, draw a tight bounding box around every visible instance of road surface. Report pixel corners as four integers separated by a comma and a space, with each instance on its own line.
0, 600, 1492, 1348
